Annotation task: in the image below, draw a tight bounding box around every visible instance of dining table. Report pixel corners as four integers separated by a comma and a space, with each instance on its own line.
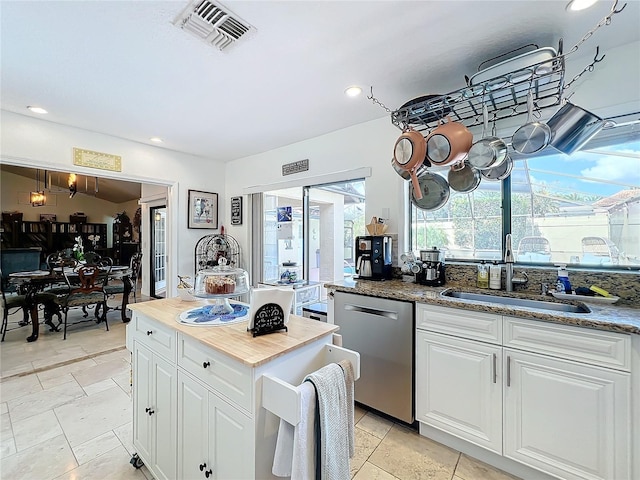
8, 264, 134, 342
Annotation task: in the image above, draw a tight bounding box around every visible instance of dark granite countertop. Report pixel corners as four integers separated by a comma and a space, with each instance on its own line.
324, 279, 640, 335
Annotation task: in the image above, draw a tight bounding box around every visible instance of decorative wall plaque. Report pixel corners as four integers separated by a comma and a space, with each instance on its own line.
73, 148, 122, 172
230, 196, 242, 225
282, 159, 309, 176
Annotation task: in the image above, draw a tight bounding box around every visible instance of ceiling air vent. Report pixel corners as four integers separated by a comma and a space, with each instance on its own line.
173, 0, 255, 51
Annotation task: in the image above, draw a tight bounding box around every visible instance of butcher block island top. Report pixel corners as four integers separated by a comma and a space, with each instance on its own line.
128, 297, 339, 367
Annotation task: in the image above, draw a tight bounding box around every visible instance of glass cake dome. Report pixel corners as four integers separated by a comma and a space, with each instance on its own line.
194, 258, 249, 313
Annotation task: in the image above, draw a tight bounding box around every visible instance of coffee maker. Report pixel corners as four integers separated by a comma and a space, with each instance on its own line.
416, 247, 446, 286
355, 235, 393, 280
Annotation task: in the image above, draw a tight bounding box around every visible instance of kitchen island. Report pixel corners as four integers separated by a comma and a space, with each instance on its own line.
325, 278, 640, 480
125, 298, 358, 480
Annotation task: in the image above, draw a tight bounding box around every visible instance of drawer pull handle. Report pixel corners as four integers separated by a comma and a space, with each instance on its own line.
205, 468, 212, 478
146, 330, 153, 335
203, 361, 211, 369
199, 463, 207, 471
492, 353, 497, 384
145, 407, 155, 416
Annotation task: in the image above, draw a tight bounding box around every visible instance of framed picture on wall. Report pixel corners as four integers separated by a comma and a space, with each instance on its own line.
188, 190, 218, 229
230, 196, 242, 225
39, 213, 57, 222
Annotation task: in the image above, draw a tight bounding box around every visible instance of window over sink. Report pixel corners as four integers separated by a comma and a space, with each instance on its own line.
410, 133, 640, 270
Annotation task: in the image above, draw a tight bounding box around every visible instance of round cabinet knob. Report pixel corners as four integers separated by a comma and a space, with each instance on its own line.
146, 330, 152, 335
203, 361, 211, 369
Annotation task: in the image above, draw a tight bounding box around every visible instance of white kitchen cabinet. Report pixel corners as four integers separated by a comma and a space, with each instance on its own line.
132, 342, 177, 480
415, 303, 632, 480
127, 299, 359, 480
504, 348, 630, 480
416, 330, 502, 454
177, 371, 253, 480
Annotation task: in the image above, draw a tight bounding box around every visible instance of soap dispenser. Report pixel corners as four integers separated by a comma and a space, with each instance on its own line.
477, 261, 489, 289
556, 265, 572, 293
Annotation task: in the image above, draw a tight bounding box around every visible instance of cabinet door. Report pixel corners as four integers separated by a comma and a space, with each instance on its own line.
416, 330, 502, 454
177, 372, 209, 480
151, 354, 177, 480
208, 392, 254, 480
132, 343, 153, 463
504, 349, 630, 480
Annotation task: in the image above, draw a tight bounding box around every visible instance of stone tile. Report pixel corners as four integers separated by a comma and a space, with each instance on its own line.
369, 424, 460, 480
39, 373, 80, 391
52, 444, 146, 480
7, 381, 86, 422
12, 410, 63, 451
354, 404, 366, 424
1, 412, 16, 458
54, 386, 131, 447
72, 431, 122, 465
92, 347, 130, 364
31, 345, 89, 370
113, 421, 134, 455
36, 358, 98, 383
353, 461, 399, 479
0, 402, 7, 414
0, 363, 35, 378
0, 374, 42, 402
350, 426, 383, 478
0, 433, 77, 480
83, 378, 117, 396
357, 411, 393, 439
455, 453, 522, 480
112, 371, 131, 395
71, 358, 130, 387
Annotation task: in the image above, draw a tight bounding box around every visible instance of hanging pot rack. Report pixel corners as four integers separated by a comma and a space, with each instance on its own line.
382, 0, 627, 137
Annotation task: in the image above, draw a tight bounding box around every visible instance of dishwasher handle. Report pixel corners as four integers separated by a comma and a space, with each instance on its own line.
343, 303, 398, 320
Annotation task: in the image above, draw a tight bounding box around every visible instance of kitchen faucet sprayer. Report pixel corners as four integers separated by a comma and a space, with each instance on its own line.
505, 233, 528, 292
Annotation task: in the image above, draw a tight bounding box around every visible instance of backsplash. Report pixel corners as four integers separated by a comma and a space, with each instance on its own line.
395, 263, 639, 307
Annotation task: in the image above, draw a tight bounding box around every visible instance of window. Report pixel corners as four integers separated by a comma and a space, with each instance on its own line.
411, 135, 640, 269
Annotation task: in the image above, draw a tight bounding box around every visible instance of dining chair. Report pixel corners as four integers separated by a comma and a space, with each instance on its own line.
1, 268, 29, 341
104, 251, 142, 304
55, 264, 110, 340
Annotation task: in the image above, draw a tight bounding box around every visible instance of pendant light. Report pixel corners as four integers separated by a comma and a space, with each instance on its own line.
30, 169, 46, 206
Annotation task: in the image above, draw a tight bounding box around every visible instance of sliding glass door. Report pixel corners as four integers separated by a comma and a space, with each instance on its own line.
257, 179, 365, 297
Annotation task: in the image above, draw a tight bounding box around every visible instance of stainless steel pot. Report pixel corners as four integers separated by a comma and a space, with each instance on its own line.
391, 157, 429, 181
410, 171, 450, 211
467, 105, 507, 169
448, 161, 481, 193
480, 155, 513, 181
546, 102, 605, 155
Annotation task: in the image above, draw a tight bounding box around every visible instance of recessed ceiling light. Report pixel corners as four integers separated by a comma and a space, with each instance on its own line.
27, 106, 48, 114
344, 86, 363, 98
566, 0, 598, 11
150, 137, 164, 143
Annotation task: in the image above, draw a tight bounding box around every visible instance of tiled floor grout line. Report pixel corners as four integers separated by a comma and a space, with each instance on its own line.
451, 451, 463, 480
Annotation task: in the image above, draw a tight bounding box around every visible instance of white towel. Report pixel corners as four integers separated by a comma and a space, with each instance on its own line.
304, 363, 350, 480
338, 360, 355, 458
272, 382, 316, 479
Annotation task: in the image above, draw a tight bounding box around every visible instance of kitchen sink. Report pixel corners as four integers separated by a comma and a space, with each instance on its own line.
441, 290, 590, 314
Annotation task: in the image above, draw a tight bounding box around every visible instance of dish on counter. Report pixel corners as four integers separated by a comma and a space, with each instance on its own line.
551, 292, 620, 304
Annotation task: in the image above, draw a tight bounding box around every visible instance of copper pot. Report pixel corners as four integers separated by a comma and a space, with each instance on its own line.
426, 116, 473, 166
393, 128, 427, 199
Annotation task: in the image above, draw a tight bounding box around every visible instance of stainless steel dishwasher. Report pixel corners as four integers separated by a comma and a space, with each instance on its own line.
332, 291, 414, 423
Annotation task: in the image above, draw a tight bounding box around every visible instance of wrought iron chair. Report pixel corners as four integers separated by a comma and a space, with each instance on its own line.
104, 251, 142, 304
55, 264, 110, 340
1, 268, 29, 341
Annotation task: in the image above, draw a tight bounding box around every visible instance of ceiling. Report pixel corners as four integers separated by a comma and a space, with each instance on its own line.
0, 164, 142, 203
1, 0, 639, 163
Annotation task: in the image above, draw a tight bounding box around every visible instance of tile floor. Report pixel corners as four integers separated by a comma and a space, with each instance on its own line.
1, 299, 521, 480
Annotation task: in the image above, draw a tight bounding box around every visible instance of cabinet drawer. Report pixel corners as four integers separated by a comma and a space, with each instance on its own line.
503, 317, 631, 371
133, 313, 176, 362
177, 334, 252, 413
416, 303, 501, 344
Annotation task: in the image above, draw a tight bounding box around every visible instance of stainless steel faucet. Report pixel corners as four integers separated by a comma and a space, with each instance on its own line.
504, 234, 528, 292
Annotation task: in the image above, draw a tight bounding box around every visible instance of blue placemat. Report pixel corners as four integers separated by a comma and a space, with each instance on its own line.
178, 303, 249, 326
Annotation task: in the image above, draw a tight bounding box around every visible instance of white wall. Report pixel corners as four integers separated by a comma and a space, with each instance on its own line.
0, 111, 226, 293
